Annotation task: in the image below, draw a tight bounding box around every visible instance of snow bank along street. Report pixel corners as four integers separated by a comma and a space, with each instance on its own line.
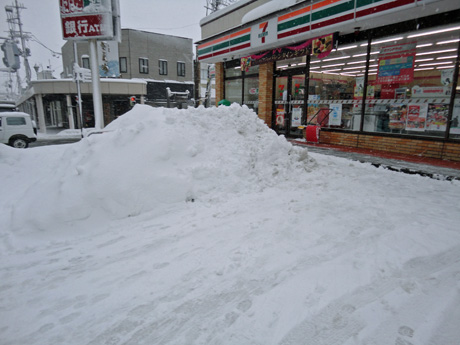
1, 104, 460, 344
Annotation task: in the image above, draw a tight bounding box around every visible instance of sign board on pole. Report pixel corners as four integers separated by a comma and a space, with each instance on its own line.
60, 0, 116, 41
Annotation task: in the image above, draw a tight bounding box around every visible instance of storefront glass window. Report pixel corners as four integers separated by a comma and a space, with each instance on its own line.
226, 66, 243, 78
450, 69, 460, 139
243, 76, 259, 113
365, 28, 459, 137
308, 40, 366, 130
225, 79, 242, 104
224, 64, 259, 112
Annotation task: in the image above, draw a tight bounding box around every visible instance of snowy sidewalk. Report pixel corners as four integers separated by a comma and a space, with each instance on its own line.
291, 139, 460, 181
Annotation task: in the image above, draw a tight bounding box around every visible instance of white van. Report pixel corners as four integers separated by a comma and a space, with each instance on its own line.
0, 112, 37, 148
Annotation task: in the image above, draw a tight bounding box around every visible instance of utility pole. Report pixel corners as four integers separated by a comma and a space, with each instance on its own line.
205, 0, 238, 15
4, 0, 32, 86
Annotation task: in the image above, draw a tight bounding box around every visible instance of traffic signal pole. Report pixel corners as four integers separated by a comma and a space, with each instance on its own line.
89, 39, 104, 130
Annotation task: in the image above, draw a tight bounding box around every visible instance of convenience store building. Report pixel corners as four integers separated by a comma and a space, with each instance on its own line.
197, 0, 460, 161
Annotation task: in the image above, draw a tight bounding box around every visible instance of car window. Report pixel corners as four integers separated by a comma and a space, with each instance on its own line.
6, 117, 26, 126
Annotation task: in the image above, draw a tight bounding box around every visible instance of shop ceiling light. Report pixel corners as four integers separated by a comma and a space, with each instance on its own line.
408, 26, 460, 38
416, 43, 433, 48
437, 55, 457, 60
415, 58, 434, 62
436, 65, 455, 69
369, 64, 378, 68
353, 51, 379, 57
417, 48, 457, 56
361, 36, 403, 46
347, 60, 368, 65
337, 45, 358, 51
436, 38, 460, 45
414, 67, 435, 71
321, 55, 350, 62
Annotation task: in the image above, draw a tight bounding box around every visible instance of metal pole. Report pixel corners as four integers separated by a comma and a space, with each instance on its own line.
89, 39, 104, 130
14, 0, 31, 84
73, 42, 84, 137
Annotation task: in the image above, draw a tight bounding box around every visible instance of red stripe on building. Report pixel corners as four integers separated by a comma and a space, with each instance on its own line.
356, 0, 416, 18
278, 25, 310, 39
310, 13, 354, 31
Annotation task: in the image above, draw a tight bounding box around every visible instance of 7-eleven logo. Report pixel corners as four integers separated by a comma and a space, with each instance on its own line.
258, 22, 268, 44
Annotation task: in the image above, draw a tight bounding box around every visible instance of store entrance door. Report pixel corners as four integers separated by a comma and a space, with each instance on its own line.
274, 70, 306, 137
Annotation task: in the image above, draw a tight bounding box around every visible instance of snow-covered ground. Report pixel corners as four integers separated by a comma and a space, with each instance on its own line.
1, 104, 460, 345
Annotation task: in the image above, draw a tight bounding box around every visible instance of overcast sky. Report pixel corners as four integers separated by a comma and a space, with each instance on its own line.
0, 0, 208, 89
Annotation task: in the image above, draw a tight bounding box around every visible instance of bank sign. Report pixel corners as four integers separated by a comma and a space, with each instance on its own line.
60, 0, 117, 40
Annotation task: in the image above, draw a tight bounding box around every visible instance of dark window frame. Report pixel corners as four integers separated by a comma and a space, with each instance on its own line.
139, 58, 149, 74
120, 57, 128, 73
159, 60, 168, 75
177, 62, 186, 77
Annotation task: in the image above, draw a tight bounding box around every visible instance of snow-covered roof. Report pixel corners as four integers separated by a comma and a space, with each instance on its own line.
242, 0, 303, 24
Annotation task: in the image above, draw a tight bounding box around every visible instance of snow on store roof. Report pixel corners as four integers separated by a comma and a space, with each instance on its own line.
242, 0, 301, 24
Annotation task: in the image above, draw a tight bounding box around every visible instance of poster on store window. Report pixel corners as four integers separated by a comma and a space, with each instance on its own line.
441, 68, 454, 86
405, 104, 427, 131
388, 104, 407, 130
426, 104, 449, 131
291, 107, 302, 127
329, 103, 342, 126
307, 105, 319, 124
451, 103, 460, 134
377, 42, 416, 84
354, 77, 364, 99
276, 106, 285, 127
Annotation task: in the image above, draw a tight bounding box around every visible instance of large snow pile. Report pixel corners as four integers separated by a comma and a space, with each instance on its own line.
1, 104, 312, 236
1, 104, 460, 345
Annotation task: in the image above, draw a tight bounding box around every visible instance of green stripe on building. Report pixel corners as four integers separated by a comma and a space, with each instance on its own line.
198, 46, 214, 56
198, 34, 251, 56
356, 0, 387, 8
230, 34, 250, 46
278, 14, 311, 32
311, 0, 355, 22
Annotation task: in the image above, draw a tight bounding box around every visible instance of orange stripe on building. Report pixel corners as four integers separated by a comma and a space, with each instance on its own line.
198, 35, 230, 49
278, 5, 311, 22
312, 0, 343, 11
198, 27, 251, 50
230, 27, 251, 38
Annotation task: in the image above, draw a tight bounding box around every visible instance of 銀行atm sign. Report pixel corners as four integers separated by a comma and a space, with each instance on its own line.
60, 0, 116, 40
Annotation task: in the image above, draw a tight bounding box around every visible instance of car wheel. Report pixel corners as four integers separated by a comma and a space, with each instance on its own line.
11, 137, 29, 148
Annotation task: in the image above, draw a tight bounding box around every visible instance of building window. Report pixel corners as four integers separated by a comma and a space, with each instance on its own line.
224, 62, 259, 113
139, 58, 149, 74
82, 56, 90, 69
177, 62, 186, 77
159, 60, 168, 75
120, 57, 127, 73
